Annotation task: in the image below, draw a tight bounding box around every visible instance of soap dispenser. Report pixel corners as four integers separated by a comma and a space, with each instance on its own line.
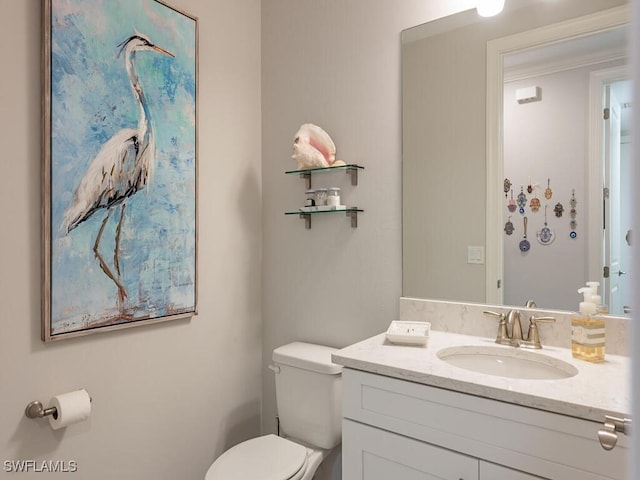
586, 281, 608, 314
571, 284, 605, 362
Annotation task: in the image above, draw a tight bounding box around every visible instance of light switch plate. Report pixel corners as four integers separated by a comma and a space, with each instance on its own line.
467, 246, 485, 264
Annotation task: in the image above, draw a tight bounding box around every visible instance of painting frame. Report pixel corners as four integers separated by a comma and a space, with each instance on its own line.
41, 0, 198, 342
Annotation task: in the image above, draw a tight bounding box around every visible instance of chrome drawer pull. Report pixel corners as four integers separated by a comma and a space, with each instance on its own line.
598, 415, 631, 450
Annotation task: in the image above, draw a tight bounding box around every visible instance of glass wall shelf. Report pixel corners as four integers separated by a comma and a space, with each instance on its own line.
285, 208, 363, 229
285, 164, 364, 189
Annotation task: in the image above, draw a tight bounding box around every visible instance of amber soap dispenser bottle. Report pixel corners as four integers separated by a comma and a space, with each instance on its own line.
571, 285, 605, 362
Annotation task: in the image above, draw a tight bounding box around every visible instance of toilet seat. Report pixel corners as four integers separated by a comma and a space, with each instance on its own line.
205, 434, 308, 480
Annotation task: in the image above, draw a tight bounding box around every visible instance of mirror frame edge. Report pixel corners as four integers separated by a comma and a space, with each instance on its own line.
485, 4, 631, 306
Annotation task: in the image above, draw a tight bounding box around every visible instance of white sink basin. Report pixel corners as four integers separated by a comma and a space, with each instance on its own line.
437, 345, 578, 380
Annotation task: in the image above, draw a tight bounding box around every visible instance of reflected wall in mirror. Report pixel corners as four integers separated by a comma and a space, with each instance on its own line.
499, 27, 631, 313
402, 0, 630, 313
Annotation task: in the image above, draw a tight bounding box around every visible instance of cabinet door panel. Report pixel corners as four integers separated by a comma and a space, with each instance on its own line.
480, 461, 547, 480
343, 369, 628, 479
344, 419, 478, 480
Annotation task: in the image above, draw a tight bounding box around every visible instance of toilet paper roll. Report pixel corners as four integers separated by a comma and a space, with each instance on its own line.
48, 389, 92, 430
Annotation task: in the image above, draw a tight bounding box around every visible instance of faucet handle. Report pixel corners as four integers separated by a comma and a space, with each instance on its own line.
530, 315, 556, 323
483, 310, 510, 345
525, 315, 556, 349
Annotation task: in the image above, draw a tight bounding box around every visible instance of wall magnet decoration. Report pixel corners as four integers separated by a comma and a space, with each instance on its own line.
504, 178, 512, 198
519, 216, 531, 252
544, 178, 553, 200
507, 189, 517, 213
529, 199, 540, 212
554, 202, 564, 217
569, 190, 577, 238
529, 186, 541, 213
517, 186, 527, 209
517, 185, 527, 214
537, 205, 555, 245
504, 216, 514, 236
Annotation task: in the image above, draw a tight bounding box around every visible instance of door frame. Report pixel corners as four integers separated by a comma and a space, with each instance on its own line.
587, 66, 629, 293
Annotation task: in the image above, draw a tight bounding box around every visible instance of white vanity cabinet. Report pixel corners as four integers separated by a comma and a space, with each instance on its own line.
342, 369, 628, 480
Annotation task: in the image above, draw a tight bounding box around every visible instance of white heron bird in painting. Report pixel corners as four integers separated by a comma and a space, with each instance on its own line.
63, 33, 174, 312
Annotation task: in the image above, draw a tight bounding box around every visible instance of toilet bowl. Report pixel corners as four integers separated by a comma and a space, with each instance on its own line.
205, 342, 342, 480
204, 434, 329, 480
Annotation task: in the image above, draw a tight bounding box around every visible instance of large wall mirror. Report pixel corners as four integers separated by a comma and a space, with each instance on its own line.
402, 0, 631, 314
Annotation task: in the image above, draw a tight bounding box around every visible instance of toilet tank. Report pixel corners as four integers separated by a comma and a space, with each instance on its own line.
272, 342, 342, 450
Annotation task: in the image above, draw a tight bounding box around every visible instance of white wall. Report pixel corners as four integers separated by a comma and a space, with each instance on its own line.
0, 1, 262, 479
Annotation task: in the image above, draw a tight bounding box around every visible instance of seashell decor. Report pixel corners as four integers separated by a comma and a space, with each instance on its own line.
292, 123, 346, 169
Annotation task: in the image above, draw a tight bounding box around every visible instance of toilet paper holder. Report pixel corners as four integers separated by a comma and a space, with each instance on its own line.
24, 394, 92, 420
25, 400, 58, 420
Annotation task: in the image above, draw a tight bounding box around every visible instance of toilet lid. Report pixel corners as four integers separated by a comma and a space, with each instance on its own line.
205, 434, 307, 480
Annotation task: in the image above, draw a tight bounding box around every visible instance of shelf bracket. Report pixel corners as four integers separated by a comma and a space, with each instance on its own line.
347, 210, 358, 228
299, 172, 312, 189
299, 213, 311, 229
346, 166, 359, 185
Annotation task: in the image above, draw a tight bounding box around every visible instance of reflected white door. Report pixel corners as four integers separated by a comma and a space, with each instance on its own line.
619, 135, 632, 313
603, 82, 631, 315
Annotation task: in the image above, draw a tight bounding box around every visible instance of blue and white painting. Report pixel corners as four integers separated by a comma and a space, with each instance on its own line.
46, 0, 197, 338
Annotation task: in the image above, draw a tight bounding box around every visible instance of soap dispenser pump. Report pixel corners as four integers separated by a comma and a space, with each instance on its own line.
586, 281, 608, 314
571, 284, 605, 362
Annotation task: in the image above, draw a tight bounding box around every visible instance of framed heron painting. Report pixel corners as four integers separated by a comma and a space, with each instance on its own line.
42, 0, 198, 341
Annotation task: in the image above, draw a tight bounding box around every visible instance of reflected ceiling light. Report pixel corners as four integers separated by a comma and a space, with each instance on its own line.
477, 0, 505, 17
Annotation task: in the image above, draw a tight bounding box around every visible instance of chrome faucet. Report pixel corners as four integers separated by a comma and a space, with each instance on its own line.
507, 310, 524, 345
483, 308, 555, 349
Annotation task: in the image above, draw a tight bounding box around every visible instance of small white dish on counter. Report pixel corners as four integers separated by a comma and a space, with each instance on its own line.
385, 321, 430, 346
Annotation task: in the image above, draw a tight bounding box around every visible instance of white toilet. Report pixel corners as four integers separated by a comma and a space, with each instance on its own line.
205, 342, 343, 480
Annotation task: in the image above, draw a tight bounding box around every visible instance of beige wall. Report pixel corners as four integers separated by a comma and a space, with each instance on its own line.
0, 1, 262, 479
260, 1, 477, 477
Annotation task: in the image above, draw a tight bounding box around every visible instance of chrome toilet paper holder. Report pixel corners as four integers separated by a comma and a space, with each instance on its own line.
25, 400, 58, 420
24, 394, 92, 421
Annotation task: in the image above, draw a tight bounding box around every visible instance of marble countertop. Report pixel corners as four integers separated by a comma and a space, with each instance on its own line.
332, 330, 631, 422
